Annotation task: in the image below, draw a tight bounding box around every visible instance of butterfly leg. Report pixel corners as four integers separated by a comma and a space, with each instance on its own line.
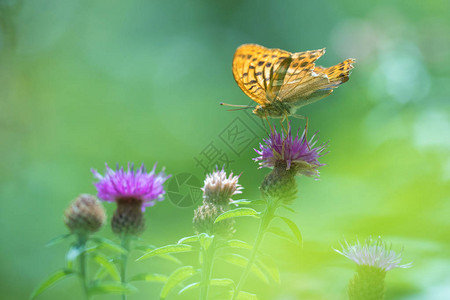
264, 116, 274, 134
279, 118, 288, 135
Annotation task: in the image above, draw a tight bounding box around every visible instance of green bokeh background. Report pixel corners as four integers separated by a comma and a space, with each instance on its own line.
1, 0, 449, 299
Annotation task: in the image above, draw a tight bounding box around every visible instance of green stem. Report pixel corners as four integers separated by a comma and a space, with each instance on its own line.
199, 240, 216, 300
120, 236, 130, 300
231, 204, 276, 300
77, 234, 89, 300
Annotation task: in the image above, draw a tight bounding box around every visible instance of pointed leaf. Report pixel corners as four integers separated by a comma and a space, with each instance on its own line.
226, 239, 253, 250
88, 282, 137, 295
279, 205, 296, 213
214, 208, 260, 223
177, 235, 200, 244
66, 244, 84, 269
30, 269, 74, 299
130, 273, 168, 283
265, 226, 294, 242
135, 245, 183, 265
256, 255, 280, 283
219, 254, 268, 284
136, 244, 193, 261
91, 237, 127, 254
93, 254, 120, 281
46, 233, 72, 247
231, 199, 266, 206
210, 278, 235, 287
178, 281, 200, 295
235, 291, 258, 300
279, 217, 303, 246
93, 266, 109, 281
199, 233, 214, 250
160, 266, 197, 299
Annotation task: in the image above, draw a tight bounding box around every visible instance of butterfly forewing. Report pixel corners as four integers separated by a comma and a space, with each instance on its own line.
232, 44, 292, 104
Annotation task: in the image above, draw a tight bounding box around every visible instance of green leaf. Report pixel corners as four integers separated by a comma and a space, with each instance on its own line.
46, 233, 72, 247
214, 208, 260, 223
256, 255, 280, 283
91, 237, 127, 254
231, 199, 266, 206
210, 278, 235, 287
93, 254, 120, 281
93, 266, 109, 281
265, 226, 294, 242
130, 273, 168, 283
219, 254, 268, 284
226, 239, 253, 250
65, 244, 84, 269
279, 217, 303, 246
178, 278, 234, 295
88, 282, 137, 295
177, 235, 200, 244
136, 244, 193, 261
279, 205, 296, 213
177, 282, 200, 295
199, 233, 214, 250
234, 291, 258, 300
160, 266, 197, 299
135, 245, 183, 265
30, 269, 74, 299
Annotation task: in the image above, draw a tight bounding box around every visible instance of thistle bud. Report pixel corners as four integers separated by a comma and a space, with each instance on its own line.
193, 203, 235, 239
111, 198, 145, 237
64, 194, 106, 235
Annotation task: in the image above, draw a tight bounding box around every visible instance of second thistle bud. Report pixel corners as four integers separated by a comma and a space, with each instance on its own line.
193, 203, 235, 239
64, 194, 106, 235
111, 198, 145, 237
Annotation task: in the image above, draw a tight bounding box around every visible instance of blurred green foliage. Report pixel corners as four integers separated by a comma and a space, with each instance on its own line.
1, 0, 449, 299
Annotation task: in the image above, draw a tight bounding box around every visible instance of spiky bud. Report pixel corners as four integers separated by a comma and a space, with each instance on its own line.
111, 198, 145, 237
193, 203, 235, 239
64, 194, 106, 235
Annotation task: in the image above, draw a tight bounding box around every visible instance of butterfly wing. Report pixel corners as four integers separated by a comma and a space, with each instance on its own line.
277, 49, 355, 107
232, 44, 292, 105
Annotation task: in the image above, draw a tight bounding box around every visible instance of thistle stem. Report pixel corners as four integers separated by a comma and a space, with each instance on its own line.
77, 234, 89, 300
231, 204, 276, 300
199, 240, 216, 300
120, 236, 130, 300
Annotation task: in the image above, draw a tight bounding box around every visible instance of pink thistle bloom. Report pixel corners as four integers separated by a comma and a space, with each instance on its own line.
92, 163, 170, 211
254, 124, 328, 177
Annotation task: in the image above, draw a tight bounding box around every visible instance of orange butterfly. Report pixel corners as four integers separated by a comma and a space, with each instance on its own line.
223, 44, 355, 120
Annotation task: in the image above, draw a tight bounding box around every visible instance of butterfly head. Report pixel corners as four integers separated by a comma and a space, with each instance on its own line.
252, 105, 268, 118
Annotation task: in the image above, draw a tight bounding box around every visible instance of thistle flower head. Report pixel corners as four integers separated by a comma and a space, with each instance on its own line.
254, 125, 328, 177
91, 163, 170, 211
335, 237, 412, 272
202, 167, 242, 206
64, 194, 106, 235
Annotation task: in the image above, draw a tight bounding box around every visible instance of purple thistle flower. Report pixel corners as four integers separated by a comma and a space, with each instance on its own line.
253, 125, 328, 177
91, 163, 170, 211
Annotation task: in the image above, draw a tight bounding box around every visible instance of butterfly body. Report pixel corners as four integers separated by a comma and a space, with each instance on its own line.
231, 44, 355, 119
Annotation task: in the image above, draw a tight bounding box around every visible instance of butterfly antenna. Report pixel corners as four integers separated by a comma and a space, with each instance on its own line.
220, 102, 253, 108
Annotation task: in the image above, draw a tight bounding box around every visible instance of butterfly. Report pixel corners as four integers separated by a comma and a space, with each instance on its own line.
223, 44, 355, 120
